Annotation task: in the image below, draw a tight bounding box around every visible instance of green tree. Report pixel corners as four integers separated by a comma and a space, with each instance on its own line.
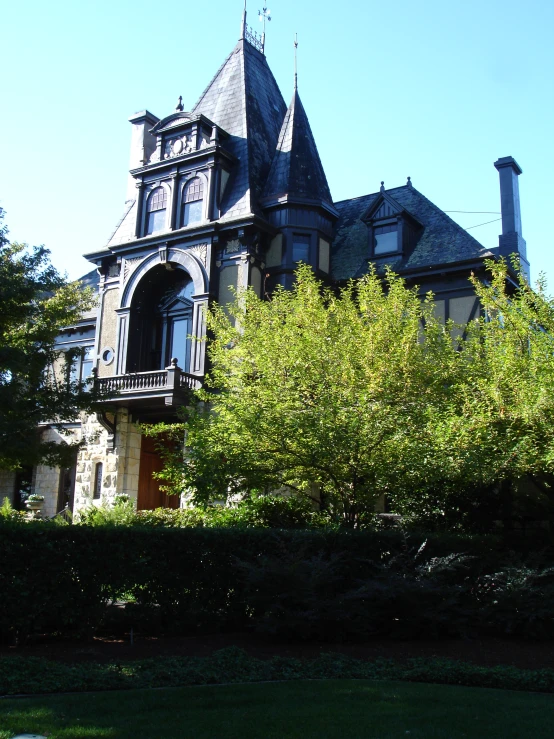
148, 265, 462, 525
148, 260, 554, 527
0, 208, 98, 469
389, 259, 554, 526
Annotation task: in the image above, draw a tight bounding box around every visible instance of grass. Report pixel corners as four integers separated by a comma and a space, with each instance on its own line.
1, 680, 553, 739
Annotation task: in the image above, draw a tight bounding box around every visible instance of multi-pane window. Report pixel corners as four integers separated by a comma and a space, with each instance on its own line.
70, 346, 95, 386
146, 187, 167, 235
374, 224, 398, 255
292, 234, 310, 263
181, 177, 204, 226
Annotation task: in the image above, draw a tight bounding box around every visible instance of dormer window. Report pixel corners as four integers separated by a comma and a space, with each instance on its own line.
182, 177, 204, 227
146, 187, 167, 235
374, 223, 398, 255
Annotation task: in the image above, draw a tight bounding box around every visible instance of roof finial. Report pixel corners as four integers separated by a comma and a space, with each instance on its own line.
294, 33, 298, 91
380, 181, 385, 192
407, 176, 412, 187
241, 0, 247, 39
258, 6, 271, 52
175, 95, 184, 112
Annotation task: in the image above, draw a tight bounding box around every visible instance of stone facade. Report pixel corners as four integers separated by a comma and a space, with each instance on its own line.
73, 410, 143, 512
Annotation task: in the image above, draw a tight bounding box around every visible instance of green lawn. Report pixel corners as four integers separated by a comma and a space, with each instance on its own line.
1, 680, 553, 739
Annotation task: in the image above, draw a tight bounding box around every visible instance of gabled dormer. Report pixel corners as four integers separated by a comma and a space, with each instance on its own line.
362, 183, 423, 258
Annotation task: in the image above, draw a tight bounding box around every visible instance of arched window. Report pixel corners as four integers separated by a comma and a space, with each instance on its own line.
181, 177, 204, 227
146, 187, 167, 235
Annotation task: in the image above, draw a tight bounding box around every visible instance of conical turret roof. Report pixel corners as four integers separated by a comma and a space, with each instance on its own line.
263, 89, 333, 208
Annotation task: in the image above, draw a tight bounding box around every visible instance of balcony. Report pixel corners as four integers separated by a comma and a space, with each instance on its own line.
92, 360, 202, 412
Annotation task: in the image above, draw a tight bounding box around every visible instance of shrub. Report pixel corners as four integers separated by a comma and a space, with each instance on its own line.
1, 648, 554, 695
0, 496, 25, 522
77, 495, 332, 530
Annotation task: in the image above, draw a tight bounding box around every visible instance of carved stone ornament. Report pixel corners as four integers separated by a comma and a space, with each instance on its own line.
164, 135, 194, 160
108, 263, 121, 278
123, 256, 145, 281
189, 243, 208, 267
225, 239, 241, 254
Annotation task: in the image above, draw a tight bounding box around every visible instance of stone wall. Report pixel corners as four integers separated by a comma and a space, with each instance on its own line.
73, 409, 143, 514
32, 426, 82, 517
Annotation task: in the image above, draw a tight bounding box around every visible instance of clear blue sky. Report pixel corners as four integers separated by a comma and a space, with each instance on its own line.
1, 0, 552, 284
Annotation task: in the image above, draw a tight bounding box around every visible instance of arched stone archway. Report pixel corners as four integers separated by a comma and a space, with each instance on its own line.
115, 248, 208, 376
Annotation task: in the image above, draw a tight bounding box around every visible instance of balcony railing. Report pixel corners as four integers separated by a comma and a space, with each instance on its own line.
92, 360, 202, 406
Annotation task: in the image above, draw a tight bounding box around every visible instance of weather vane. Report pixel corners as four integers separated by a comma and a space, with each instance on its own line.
258, 6, 271, 35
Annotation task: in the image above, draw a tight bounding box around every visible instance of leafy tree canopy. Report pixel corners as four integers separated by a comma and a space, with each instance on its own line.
0, 208, 98, 469
147, 261, 554, 527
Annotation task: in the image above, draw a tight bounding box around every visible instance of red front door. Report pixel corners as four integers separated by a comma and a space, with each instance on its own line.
137, 436, 180, 510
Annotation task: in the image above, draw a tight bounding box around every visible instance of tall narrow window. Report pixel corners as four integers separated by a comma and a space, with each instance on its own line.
146, 187, 167, 235
181, 177, 204, 227
93, 462, 103, 500
292, 234, 310, 263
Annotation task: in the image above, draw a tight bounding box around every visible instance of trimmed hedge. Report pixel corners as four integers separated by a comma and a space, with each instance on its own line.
1, 524, 553, 643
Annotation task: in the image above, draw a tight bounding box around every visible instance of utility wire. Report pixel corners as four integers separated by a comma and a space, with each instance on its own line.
444, 210, 500, 214
465, 218, 502, 230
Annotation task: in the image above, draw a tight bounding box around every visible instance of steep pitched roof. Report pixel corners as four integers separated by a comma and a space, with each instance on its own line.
192, 39, 287, 219
263, 89, 334, 208
331, 185, 495, 281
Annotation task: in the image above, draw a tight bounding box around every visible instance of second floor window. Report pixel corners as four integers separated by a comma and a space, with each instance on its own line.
182, 177, 204, 227
146, 187, 167, 235
70, 346, 95, 386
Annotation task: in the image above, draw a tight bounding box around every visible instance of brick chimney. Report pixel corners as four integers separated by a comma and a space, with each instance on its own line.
126, 110, 159, 202
494, 156, 530, 280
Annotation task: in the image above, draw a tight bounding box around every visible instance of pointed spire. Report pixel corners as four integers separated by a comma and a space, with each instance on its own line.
241, 0, 247, 39
264, 87, 334, 207
175, 95, 184, 112
294, 34, 298, 91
